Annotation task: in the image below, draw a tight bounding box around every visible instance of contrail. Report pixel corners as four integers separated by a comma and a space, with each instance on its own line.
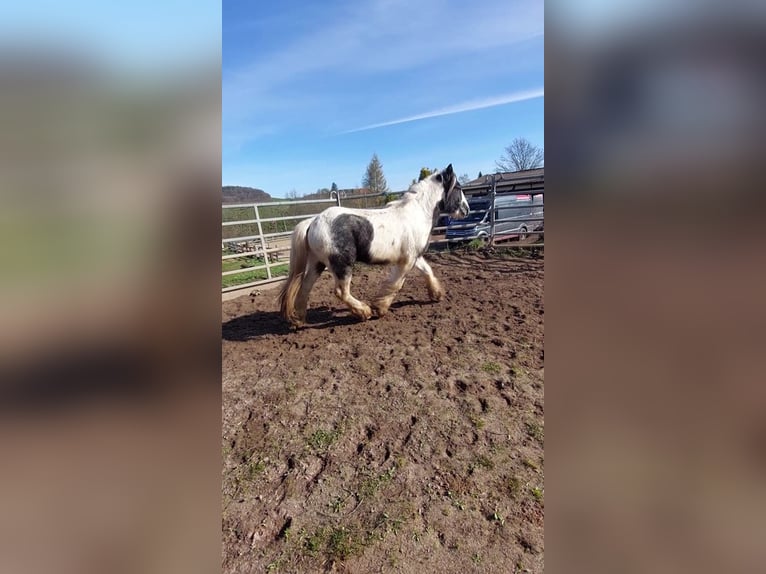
341, 87, 544, 134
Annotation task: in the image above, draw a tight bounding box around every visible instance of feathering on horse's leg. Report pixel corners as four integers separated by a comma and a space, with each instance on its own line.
413, 256, 444, 301
333, 272, 372, 321
372, 262, 412, 317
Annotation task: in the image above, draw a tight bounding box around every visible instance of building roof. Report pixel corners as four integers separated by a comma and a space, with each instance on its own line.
461, 168, 544, 195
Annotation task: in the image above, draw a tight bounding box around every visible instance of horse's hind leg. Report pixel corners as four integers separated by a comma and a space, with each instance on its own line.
413, 256, 444, 301
294, 256, 325, 325
332, 272, 372, 321
372, 262, 412, 317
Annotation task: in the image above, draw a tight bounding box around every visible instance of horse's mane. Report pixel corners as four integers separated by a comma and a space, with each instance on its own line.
387, 178, 433, 208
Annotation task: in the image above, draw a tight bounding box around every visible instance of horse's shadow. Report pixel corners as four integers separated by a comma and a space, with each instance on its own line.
221, 299, 435, 341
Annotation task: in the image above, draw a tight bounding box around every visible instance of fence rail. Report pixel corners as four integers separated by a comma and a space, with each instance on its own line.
222, 177, 542, 294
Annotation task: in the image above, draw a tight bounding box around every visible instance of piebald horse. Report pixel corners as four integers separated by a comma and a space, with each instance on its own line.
278, 164, 469, 327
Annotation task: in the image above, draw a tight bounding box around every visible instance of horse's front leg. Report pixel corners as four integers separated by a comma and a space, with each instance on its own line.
333, 272, 373, 321
372, 261, 412, 317
413, 256, 444, 301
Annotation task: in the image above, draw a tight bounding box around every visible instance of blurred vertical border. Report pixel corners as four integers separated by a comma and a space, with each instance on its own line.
547, 1, 766, 573
0, 2, 222, 573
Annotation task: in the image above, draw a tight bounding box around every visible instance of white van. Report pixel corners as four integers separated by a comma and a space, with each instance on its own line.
446, 193, 543, 244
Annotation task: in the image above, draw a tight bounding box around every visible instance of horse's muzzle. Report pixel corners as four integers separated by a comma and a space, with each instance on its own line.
458, 199, 470, 218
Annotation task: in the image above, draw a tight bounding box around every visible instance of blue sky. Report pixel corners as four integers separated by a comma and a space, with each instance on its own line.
224, 0, 544, 197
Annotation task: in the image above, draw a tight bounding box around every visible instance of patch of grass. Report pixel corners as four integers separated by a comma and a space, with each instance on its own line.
447, 491, 466, 511
359, 465, 396, 498
499, 246, 544, 259
508, 476, 523, 498
231, 457, 266, 493
221, 255, 261, 273
221, 263, 288, 288
266, 556, 286, 572
467, 238, 486, 250
491, 508, 506, 526
329, 496, 346, 513
522, 458, 539, 471
374, 512, 404, 538
301, 528, 326, 556
298, 524, 365, 562
307, 428, 340, 453
525, 421, 544, 443
244, 458, 266, 480
472, 454, 494, 471
468, 454, 495, 474
481, 361, 502, 374
530, 486, 544, 502
327, 527, 359, 561
469, 414, 486, 429
478, 454, 494, 469
472, 553, 483, 565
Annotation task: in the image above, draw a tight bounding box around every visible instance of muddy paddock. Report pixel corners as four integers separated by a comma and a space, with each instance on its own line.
222, 250, 544, 573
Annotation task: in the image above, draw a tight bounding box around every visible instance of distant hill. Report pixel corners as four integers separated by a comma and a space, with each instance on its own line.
222, 186, 272, 204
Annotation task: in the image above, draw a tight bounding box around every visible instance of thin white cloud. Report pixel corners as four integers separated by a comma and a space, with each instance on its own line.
340, 87, 544, 134
224, 0, 543, 114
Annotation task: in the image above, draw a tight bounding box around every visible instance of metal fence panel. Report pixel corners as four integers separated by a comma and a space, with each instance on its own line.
222, 180, 542, 294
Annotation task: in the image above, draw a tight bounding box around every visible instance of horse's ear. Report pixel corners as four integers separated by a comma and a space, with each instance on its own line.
445, 164, 453, 175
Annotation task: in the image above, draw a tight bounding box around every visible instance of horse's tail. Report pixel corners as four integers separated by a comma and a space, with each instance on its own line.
277, 217, 313, 324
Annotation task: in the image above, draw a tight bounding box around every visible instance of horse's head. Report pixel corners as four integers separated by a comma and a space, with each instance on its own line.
435, 164, 469, 218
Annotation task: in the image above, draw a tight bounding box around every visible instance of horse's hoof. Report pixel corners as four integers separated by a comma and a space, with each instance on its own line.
373, 306, 389, 317
353, 305, 372, 321
371, 299, 391, 317
429, 290, 444, 302
428, 281, 444, 301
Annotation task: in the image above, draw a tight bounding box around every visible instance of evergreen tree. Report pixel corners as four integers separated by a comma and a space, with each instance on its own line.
362, 153, 389, 194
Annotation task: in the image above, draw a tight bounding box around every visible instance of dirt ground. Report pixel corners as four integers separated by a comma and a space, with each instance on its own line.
222, 250, 544, 573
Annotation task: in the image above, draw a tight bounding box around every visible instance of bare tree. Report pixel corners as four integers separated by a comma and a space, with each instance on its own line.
458, 173, 471, 185
495, 137, 544, 172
